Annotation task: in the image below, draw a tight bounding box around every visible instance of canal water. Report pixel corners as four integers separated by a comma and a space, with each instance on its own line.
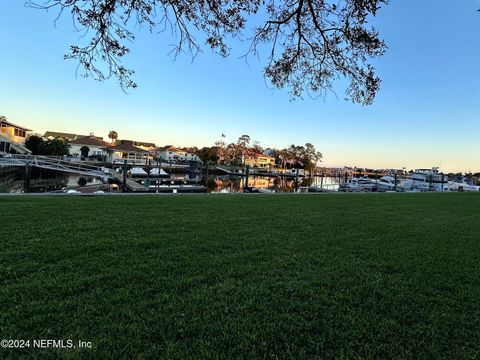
205, 175, 341, 193
0, 166, 106, 193
0, 165, 341, 193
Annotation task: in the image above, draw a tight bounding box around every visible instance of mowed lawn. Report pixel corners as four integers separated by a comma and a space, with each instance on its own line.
1, 193, 480, 359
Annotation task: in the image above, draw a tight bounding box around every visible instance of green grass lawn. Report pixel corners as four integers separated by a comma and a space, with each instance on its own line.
1, 193, 480, 359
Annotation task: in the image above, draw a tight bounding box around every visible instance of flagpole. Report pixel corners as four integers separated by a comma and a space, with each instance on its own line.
219, 133, 226, 164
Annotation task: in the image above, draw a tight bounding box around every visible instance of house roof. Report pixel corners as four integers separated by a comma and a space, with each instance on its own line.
157, 145, 196, 154
181, 147, 198, 153
118, 139, 156, 148
133, 141, 156, 148
69, 136, 111, 147
44, 131, 103, 141
157, 145, 177, 151
0, 117, 32, 132
109, 143, 147, 153
241, 149, 274, 159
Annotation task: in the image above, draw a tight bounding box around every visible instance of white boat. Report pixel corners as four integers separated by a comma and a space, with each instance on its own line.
128, 167, 148, 176
339, 176, 377, 192
377, 175, 402, 192
448, 178, 479, 192
126, 167, 168, 177
150, 167, 168, 176
403, 168, 449, 192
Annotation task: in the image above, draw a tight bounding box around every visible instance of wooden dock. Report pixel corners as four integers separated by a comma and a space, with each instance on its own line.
106, 169, 206, 193
105, 169, 146, 192
216, 166, 302, 178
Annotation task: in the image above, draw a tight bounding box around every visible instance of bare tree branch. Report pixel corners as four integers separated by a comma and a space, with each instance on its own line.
27, 0, 387, 104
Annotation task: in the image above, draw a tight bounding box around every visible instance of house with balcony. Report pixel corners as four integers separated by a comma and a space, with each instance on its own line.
242, 150, 276, 168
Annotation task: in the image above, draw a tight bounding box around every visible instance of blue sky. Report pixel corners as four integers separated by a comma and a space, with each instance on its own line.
1, 1, 479, 172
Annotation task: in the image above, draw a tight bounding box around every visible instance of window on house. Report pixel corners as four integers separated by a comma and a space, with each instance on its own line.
13, 128, 25, 137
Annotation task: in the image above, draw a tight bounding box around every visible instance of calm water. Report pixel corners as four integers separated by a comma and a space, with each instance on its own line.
0, 169, 106, 193
206, 176, 341, 193
67, 175, 104, 188
1, 166, 341, 193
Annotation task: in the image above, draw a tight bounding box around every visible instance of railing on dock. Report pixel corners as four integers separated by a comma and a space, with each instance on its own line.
0, 154, 107, 178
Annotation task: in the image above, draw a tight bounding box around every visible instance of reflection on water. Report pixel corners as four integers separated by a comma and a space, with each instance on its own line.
0, 170, 107, 193
206, 176, 341, 193
0, 166, 71, 193
67, 176, 104, 188
308, 176, 342, 191
1, 167, 342, 193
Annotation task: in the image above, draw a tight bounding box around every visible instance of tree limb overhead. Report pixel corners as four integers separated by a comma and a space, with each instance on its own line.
27, 0, 387, 105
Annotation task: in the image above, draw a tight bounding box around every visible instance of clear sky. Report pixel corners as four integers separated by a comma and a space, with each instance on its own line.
1, 1, 479, 172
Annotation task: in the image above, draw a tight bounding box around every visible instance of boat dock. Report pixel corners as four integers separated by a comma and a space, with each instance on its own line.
105, 168, 146, 192
105, 169, 206, 193
216, 166, 303, 178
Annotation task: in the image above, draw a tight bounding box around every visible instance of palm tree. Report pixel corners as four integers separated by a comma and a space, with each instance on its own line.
108, 130, 118, 144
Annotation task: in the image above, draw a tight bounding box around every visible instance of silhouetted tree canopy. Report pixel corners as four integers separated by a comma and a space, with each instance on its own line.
196, 146, 219, 163
28, 0, 387, 105
24, 135, 44, 155
25, 135, 71, 156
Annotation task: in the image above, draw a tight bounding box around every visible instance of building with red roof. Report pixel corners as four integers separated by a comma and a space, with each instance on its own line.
69, 135, 111, 159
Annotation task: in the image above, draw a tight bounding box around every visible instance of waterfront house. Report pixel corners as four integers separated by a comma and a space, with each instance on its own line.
157, 145, 199, 162
69, 135, 111, 159
242, 150, 276, 168
0, 116, 31, 145
182, 147, 200, 162
109, 140, 149, 164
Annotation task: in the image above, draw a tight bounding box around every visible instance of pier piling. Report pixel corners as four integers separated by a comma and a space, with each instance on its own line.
24, 161, 31, 193
122, 160, 127, 192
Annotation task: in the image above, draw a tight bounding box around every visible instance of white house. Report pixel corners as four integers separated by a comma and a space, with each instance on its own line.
69, 135, 111, 159
109, 140, 149, 164
156, 145, 199, 162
